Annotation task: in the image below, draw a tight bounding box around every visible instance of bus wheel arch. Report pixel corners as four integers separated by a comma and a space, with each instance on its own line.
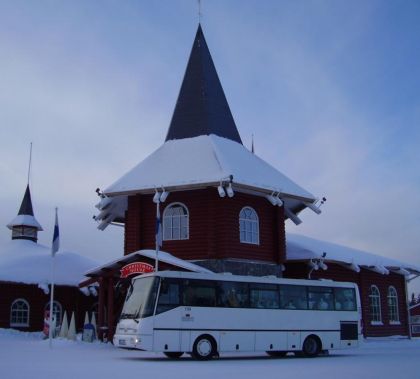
301, 334, 321, 357
192, 334, 217, 360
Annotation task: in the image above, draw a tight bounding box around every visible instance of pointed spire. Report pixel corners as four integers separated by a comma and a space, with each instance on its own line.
18, 185, 34, 216
7, 184, 43, 241
165, 24, 242, 144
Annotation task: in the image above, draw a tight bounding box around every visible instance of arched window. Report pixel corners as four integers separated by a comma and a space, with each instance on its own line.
44, 301, 63, 325
163, 203, 189, 241
239, 207, 259, 245
10, 299, 30, 327
387, 286, 400, 323
369, 285, 382, 323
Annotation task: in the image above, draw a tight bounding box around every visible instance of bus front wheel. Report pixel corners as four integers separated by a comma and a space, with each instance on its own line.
164, 352, 183, 359
192, 335, 216, 360
301, 335, 321, 358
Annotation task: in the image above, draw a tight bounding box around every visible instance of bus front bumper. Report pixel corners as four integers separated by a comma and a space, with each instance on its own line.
113, 333, 141, 349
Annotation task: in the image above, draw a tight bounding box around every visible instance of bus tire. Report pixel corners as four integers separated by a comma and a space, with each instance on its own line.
164, 352, 183, 359
301, 335, 321, 358
192, 335, 217, 360
266, 351, 287, 357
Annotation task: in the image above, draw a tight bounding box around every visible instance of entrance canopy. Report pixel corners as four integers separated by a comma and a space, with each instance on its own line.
80, 249, 212, 286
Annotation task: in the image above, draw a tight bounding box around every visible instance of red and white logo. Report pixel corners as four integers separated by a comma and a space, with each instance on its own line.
120, 262, 154, 278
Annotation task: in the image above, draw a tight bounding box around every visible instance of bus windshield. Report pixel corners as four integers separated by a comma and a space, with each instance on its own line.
120, 276, 158, 320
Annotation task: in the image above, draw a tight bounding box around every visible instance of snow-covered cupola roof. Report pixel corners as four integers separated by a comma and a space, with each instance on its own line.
7, 185, 43, 232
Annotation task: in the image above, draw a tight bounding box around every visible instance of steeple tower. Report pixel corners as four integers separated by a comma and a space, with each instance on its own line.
165, 24, 242, 144
7, 184, 43, 242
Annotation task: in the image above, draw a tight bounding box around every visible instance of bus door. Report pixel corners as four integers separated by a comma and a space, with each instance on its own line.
153, 278, 182, 352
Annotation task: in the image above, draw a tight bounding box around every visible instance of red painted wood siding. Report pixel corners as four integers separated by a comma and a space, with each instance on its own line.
0, 281, 96, 332
124, 188, 285, 264
283, 262, 409, 337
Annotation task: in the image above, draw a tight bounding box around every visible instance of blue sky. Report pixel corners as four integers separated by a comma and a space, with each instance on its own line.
0, 1, 419, 292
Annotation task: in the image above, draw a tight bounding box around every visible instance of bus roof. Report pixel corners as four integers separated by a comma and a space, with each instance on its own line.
132, 270, 358, 288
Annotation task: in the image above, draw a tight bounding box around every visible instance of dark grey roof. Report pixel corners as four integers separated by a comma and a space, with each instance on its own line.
18, 185, 34, 216
165, 24, 242, 144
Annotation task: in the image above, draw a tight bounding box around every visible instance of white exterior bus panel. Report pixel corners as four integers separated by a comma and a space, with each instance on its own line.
113, 271, 361, 358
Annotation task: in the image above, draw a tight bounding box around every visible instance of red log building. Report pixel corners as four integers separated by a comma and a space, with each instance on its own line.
84, 24, 420, 341
0, 185, 98, 332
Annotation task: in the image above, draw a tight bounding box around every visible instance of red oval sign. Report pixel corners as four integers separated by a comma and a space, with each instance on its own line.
120, 262, 154, 278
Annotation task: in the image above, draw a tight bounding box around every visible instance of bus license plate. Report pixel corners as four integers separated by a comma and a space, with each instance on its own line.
119, 339, 126, 346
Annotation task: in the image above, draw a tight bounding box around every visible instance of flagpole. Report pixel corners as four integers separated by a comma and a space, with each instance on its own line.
48, 247, 55, 348
49, 207, 59, 348
155, 199, 160, 272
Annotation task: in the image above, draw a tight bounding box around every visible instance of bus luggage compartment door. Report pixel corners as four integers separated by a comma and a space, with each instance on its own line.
287, 331, 301, 351
220, 331, 255, 352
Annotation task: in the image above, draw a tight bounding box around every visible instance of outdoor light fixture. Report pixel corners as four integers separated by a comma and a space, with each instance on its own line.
153, 191, 161, 203
284, 207, 302, 225
226, 183, 234, 198
218, 185, 226, 198
159, 189, 169, 203
153, 189, 169, 203
318, 261, 328, 271
95, 195, 112, 211
266, 193, 278, 206
308, 260, 319, 270
266, 191, 283, 206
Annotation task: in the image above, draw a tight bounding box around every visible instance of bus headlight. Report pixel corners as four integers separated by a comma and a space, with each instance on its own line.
131, 337, 140, 345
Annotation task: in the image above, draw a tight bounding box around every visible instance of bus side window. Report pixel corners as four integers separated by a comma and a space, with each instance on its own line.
334, 288, 356, 311
307, 287, 334, 310
280, 285, 308, 310
217, 281, 249, 308
249, 284, 279, 309
182, 280, 217, 307
156, 279, 180, 315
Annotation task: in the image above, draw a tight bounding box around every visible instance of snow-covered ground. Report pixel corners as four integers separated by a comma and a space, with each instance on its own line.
1, 329, 419, 379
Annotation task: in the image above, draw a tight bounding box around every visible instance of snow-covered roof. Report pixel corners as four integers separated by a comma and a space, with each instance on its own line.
7, 214, 43, 230
85, 249, 212, 278
0, 239, 99, 287
286, 233, 420, 276
105, 135, 316, 201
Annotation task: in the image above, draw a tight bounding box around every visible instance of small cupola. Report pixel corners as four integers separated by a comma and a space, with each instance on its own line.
7, 185, 43, 242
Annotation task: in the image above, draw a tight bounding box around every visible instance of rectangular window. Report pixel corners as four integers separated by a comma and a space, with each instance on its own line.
334, 288, 356, 311
217, 281, 249, 308
249, 284, 279, 309
308, 287, 334, 310
182, 280, 216, 307
156, 279, 181, 314
280, 285, 308, 310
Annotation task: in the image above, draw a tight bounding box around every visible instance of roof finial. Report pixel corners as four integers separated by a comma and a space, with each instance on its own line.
27, 142, 33, 185
197, 0, 202, 24
251, 134, 255, 154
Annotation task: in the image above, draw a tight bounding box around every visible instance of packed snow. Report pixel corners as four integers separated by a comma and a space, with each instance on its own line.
105, 134, 315, 201
287, 234, 420, 275
0, 328, 419, 379
0, 239, 99, 286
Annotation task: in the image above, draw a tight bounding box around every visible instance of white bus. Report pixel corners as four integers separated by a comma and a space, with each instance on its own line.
113, 271, 361, 359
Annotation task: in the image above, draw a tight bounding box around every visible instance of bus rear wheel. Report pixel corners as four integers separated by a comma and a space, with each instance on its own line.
302, 335, 320, 358
164, 352, 183, 359
192, 335, 216, 360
